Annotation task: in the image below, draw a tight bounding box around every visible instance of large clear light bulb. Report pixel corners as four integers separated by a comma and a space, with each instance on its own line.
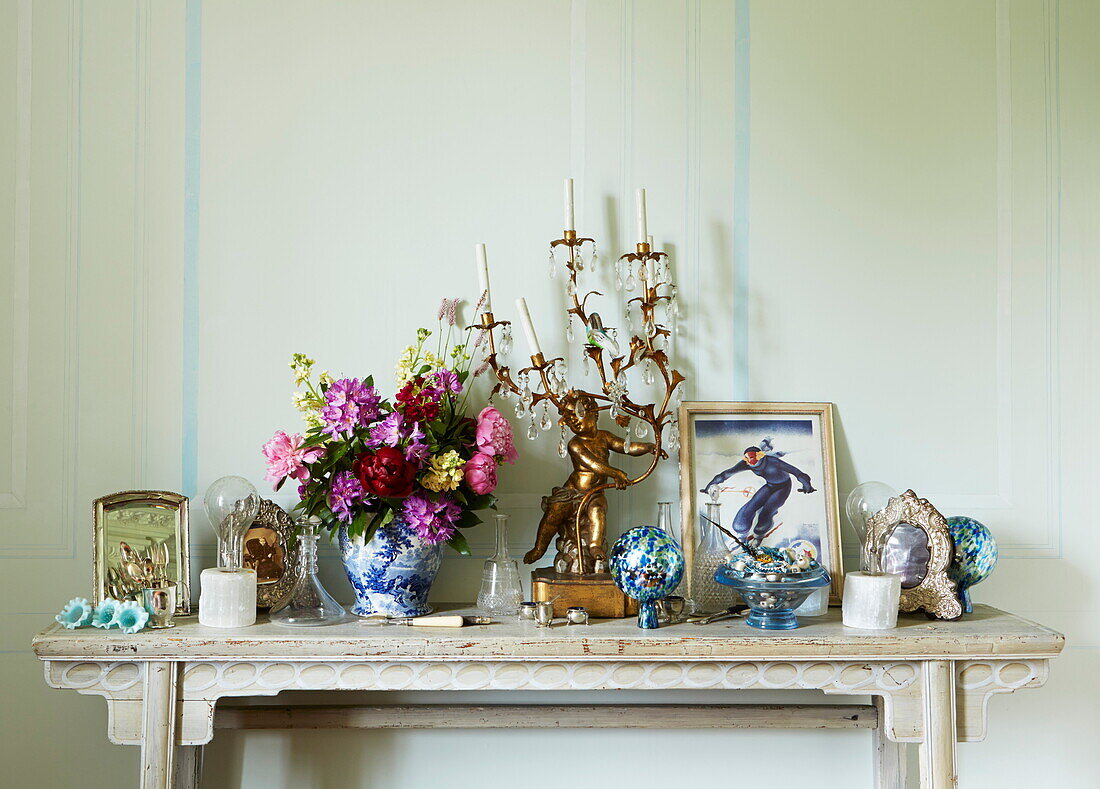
844, 481, 897, 573
203, 476, 260, 570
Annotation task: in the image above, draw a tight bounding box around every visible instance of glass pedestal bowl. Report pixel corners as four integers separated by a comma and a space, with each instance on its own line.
715, 564, 831, 630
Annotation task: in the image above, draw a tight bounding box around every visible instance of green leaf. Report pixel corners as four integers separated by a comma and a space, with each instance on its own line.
457, 509, 482, 529
447, 530, 472, 555
274, 476, 286, 493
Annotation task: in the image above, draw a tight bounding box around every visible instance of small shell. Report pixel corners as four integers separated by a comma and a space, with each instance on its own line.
732, 560, 747, 572
765, 573, 780, 582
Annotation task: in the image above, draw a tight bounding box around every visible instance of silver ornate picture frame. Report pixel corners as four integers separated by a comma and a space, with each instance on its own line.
244, 499, 299, 610
93, 490, 191, 615
865, 489, 962, 620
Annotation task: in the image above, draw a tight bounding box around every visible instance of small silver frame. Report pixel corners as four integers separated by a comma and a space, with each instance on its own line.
865, 489, 962, 621
93, 490, 191, 615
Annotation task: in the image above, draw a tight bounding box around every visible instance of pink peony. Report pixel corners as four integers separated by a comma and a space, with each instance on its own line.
262, 430, 324, 489
464, 452, 498, 495
475, 407, 518, 464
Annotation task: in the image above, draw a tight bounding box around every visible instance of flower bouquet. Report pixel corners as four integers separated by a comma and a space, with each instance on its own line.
262, 299, 516, 616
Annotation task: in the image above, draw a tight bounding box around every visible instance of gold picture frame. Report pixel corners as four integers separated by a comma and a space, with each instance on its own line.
93, 490, 191, 615
678, 402, 843, 605
865, 489, 963, 620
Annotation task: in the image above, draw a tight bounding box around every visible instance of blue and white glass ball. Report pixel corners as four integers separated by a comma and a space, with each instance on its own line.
609, 526, 684, 629
947, 516, 998, 614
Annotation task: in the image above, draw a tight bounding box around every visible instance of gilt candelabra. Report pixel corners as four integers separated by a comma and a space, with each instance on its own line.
473, 187, 685, 593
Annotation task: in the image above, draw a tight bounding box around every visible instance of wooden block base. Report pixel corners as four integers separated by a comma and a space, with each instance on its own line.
531, 568, 638, 618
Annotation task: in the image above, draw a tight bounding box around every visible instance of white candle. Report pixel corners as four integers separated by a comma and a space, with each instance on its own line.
475, 243, 491, 311
842, 571, 902, 630
635, 188, 648, 243
564, 178, 575, 231
198, 567, 257, 628
515, 297, 542, 357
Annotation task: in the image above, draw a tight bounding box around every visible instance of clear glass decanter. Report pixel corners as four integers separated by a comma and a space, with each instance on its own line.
691, 501, 737, 613
656, 501, 676, 542
477, 513, 524, 615
270, 521, 347, 626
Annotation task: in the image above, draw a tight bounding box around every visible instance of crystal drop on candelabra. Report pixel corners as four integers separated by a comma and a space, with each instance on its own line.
642, 362, 655, 385
527, 418, 538, 441
615, 273, 623, 291
591, 248, 599, 267
645, 320, 657, 339
515, 399, 527, 419
566, 278, 576, 297
501, 325, 514, 355
609, 402, 619, 419
625, 272, 636, 292
540, 407, 553, 431
548, 251, 556, 278
575, 253, 585, 272
582, 354, 591, 376
558, 429, 568, 458
624, 308, 633, 332
667, 422, 681, 451
636, 420, 648, 438
566, 321, 575, 343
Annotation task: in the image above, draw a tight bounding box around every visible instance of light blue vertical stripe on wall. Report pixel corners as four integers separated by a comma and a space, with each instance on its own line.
733, 0, 750, 399
182, 0, 201, 496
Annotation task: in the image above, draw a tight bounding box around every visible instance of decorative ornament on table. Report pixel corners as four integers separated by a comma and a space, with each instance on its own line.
56, 597, 93, 630
609, 525, 685, 629
199, 476, 261, 628
715, 545, 831, 631
475, 181, 686, 618
946, 516, 998, 614
263, 301, 514, 619
91, 598, 121, 629
271, 519, 347, 626
842, 482, 904, 629
477, 512, 524, 615
864, 489, 963, 621
111, 600, 150, 634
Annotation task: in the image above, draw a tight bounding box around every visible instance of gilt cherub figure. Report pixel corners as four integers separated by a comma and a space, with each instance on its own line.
523, 392, 656, 573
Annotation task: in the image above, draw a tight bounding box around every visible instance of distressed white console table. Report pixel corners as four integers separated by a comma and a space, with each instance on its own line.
32, 604, 1062, 789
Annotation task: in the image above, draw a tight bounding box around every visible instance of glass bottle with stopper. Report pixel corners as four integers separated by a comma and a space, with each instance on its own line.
270, 517, 347, 626
691, 497, 737, 613
476, 513, 524, 615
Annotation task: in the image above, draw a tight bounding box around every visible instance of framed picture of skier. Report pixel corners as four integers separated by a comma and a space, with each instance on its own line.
678, 402, 843, 605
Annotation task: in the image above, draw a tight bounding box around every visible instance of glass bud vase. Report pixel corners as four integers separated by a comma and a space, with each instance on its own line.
691, 501, 737, 613
270, 521, 347, 627
477, 513, 524, 615
656, 501, 676, 542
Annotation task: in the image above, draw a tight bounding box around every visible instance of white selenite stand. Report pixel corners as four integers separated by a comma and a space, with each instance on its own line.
842, 571, 902, 630
198, 568, 257, 628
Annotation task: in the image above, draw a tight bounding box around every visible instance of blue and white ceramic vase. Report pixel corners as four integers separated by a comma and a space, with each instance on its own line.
338, 519, 443, 617
947, 516, 998, 614
609, 526, 685, 629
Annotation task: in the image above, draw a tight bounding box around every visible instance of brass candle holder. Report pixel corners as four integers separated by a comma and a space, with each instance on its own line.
475, 226, 685, 617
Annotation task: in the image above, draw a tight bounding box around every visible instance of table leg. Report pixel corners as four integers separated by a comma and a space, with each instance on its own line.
919, 660, 958, 789
141, 661, 179, 789
873, 696, 907, 788
173, 745, 204, 789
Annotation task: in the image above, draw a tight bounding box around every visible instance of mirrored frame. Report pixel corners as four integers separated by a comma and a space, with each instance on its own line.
865, 489, 962, 620
93, 490, 191, 615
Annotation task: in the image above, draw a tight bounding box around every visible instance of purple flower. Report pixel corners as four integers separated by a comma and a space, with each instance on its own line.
404, 422, 431, 466
320, 378, 381, 438
328, 471, 366, 523
401, 492, 461, 545
431, 368, 462, 395
367, 411, 404, 448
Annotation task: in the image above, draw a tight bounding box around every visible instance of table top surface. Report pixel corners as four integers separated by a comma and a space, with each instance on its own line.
31, 604, 1064, 662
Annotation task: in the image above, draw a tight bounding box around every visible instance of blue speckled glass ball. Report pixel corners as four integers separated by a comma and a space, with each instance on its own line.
947, 516, 998, 614
610, 526, 685, 629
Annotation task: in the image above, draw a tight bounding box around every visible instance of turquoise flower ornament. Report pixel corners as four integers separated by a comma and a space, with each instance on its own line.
91, 598, 121, 629
111, 600, 150, 634
56, 597, 93, 629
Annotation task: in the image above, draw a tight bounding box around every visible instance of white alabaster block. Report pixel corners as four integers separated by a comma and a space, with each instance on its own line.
199, 568, 257, 628
842, 571, 902, 630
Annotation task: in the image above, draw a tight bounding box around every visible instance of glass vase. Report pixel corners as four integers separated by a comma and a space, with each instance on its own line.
656, 501, 676, 542
690, 501, 737, 613
270, 523, 347, 627
477, 513, 524, 615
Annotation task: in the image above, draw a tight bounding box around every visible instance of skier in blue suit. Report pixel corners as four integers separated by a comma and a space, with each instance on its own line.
701, 446, 815, 547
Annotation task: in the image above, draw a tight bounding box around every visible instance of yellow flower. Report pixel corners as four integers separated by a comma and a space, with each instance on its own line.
395, 345, 418, 385
318, 370, 334, 386
421, 450, 464, 492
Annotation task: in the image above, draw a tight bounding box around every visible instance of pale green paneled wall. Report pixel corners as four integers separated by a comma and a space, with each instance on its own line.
2, 1, 1097, 787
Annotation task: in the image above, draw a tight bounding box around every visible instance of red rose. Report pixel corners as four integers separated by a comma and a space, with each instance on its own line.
355, 447, 417, 499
